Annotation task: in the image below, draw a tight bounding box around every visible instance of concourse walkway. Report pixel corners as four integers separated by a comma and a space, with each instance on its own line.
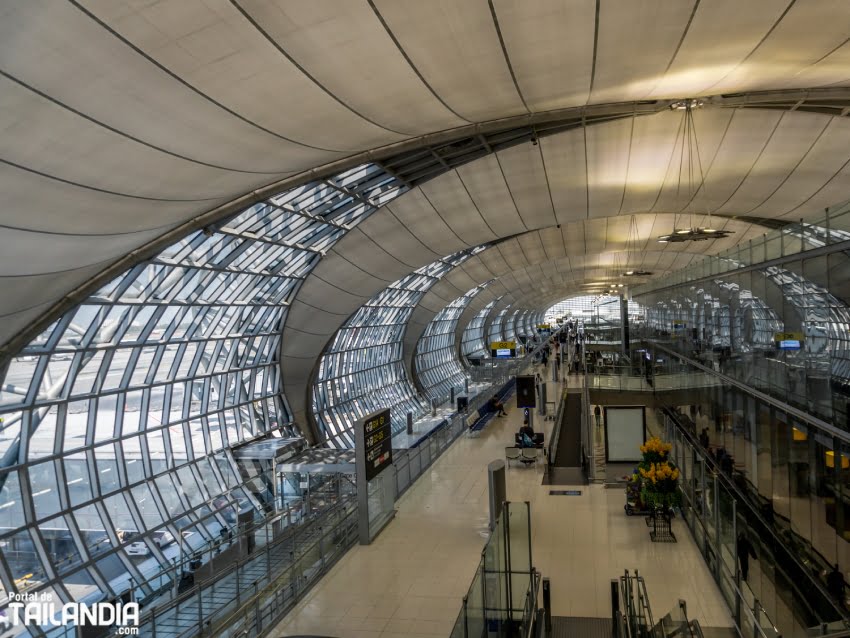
272, 367, 732, 638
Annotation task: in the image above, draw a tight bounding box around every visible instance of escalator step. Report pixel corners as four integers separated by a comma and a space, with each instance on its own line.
549, 616, 614, 637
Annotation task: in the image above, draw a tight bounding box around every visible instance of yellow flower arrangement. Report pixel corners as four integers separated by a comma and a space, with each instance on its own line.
638, 462, 680, 485
639, 437, 672, 457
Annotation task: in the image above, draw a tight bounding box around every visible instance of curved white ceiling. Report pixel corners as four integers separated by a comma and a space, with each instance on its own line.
280, 103, 850, 423
5, 0, 850, 352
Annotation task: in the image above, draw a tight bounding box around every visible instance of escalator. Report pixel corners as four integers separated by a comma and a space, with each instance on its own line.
547, 388, 585, 484
614, 570, 727, 638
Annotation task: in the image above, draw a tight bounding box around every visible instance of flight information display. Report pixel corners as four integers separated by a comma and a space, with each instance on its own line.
359, 408, 393, 481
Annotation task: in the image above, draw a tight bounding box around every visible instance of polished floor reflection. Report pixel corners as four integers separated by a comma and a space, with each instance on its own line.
271, 372, 732, 637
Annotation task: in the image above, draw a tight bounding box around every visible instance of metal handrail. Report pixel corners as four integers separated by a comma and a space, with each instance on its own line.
547, 386, 568, 464
108, 499, 357, 636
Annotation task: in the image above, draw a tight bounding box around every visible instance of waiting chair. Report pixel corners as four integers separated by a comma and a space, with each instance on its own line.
505, 447, 521, 467
520, 447, 539, 466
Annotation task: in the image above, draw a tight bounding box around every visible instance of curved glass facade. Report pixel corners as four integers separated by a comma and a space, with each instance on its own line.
461, 299, 498, 361
488, 305, 511, 343
313, 249, 485, 448
415, 285, 487, 400
0, 163, 409, 613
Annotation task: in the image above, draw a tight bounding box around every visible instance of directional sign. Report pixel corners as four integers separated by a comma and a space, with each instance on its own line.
358, 408, 392, 481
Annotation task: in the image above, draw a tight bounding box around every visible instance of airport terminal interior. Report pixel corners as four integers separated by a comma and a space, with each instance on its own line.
6, 2, 850, 637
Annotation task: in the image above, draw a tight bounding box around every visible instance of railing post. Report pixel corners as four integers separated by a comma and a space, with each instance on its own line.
753, 599, 760, 638
610, 579, 619, 637
462, 594, 469, 638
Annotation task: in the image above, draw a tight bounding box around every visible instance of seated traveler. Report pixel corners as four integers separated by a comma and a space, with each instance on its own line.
519, 418, 535, 447
489, 395, 507, 416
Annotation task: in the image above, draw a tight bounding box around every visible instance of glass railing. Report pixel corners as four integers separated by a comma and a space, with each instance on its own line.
588, 352, 849, 635
105, 498, 358, 637
450, 502, 539, 637
664, 407, 826, 638
633, 197, 850, 295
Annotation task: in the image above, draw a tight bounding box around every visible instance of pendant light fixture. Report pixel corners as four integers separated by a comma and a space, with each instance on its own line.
658, 99, 733, 244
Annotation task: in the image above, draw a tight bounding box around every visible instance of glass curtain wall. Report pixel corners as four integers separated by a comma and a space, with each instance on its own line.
545, 295, 643, 329
415, 285, 487, 400
656, 355, 849, 635
503, 309, 520, 341
638, 260, 850, 431
313, 249, 485, 448
513, 310, 529, 340
0, 163, 409, 613
462, 299, 499, 362
488, 306, 511, 343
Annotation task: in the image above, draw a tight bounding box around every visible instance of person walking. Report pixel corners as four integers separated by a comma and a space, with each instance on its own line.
737, 533, 757, 582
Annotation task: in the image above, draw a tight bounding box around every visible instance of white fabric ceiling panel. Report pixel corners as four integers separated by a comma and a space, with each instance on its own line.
750, 116, 850, 219
83, 0, 403, 152
493, 0, 595, 111
510, 270, 534, 292
403, 307, 432, 356
327, 228, 415, 279
619, 113, 682, 214
280, 328, 333, 360
583, 222, 608, 256
709, 0, 850, 94
416, 289, 453, 314
716, 112, 830, 214
419, 173, 500, 244
372, 0, 526, 121
591, 0, 697, 104
0, 227, 166, 277
441, 270, 478, 297
497, 142, 558, 229
384, 192, 468, 256
0, 164, 211, 234
281, 359, 313, 388
563, 225, 588, 256
680, 109, 787, 214
306, 255, 392, 298
786, 159, 850, 220
2, 1, 336, 171
601, 217, 634, 252
586, 114, 636, 218
456, 258, 497, 284
495, 241, 529, 272
0, 76, 271, 201
650, 0, 790, 97
477, 247, 511, 275
651, 108, 738, 214
517, 233, 548, 266
454, 156, 528, 237
793, 41, 850, 90
0, 261, 116, 344
0, 303, 54, 349
428, 278, 466, 302
234, 0, 464, 135
355, 210, 442, 266
286, 277, 369, 317
540, 130, 588, 224
539, 227, 567, 261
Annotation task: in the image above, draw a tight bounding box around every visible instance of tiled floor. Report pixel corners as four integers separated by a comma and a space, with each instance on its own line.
271, 372, 733, 637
